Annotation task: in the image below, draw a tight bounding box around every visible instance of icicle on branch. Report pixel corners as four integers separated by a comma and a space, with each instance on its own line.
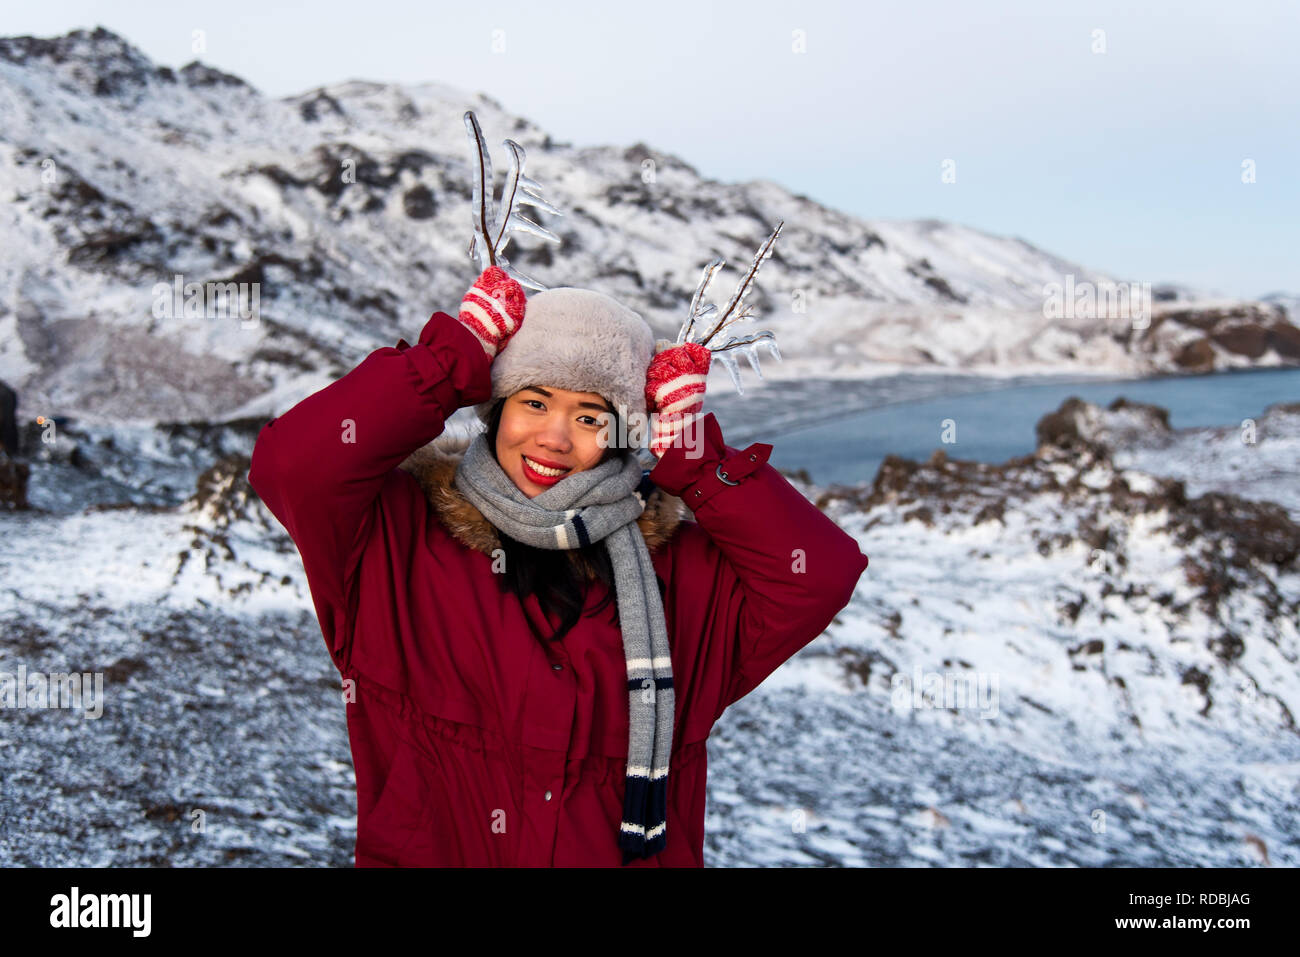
463, 110, 563, 291
672, 221, 785, 395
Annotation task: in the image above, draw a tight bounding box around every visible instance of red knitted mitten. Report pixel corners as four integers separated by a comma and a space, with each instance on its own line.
457, 266, 527, 359
644, 342, 712, 458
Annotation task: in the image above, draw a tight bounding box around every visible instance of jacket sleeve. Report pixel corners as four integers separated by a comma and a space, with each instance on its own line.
247, 311, 493, 672
649, 412, 869, 721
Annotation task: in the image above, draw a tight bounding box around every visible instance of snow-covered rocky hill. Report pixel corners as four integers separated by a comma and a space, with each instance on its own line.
1, 26, 1298, 431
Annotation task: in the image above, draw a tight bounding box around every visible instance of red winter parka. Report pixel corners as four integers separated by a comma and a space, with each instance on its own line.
247, 309, 870, 867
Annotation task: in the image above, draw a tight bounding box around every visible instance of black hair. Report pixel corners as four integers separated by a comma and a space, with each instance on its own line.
483, 394, 624, 645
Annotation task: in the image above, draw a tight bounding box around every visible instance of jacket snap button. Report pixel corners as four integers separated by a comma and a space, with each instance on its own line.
750, 454, 756, 461
551, 663, 562, 671
694, 489, 701, 497
544, 790, 553, 801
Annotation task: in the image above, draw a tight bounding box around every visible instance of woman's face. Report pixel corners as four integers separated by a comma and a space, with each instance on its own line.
495, 385, 614, 498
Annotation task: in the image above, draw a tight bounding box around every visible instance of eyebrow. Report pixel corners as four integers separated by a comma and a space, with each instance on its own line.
523, 386, 612, 413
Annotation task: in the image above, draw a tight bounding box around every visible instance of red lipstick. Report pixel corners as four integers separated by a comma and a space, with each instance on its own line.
521, 454, 570, 486
526, 454, 569, 470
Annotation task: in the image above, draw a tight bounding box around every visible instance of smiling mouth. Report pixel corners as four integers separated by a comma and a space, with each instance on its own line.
522, 455, 571, 478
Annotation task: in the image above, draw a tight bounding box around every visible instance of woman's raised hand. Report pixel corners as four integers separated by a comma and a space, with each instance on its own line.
457, 266, 528, 360
644, 341, 712, 459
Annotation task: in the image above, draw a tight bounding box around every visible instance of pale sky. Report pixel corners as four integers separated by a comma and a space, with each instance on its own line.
6, 0, 1297, 299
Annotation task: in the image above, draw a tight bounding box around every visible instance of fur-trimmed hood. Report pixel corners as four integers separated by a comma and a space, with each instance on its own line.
397, 434, 687, 559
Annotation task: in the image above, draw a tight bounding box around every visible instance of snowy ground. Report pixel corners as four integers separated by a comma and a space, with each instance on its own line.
0, 469, 355, 866
1, 394, 1297, 866
1111, 405, 1300, 521
706, 399, 1300, 867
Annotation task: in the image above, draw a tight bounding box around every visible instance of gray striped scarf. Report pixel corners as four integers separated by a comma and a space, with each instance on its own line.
452, 433, 674, 863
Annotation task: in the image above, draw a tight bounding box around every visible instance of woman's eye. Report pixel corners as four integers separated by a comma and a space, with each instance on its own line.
524, 399, 600, 426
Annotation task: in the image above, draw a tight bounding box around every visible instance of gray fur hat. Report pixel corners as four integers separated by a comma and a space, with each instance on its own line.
473, 287, 657, 427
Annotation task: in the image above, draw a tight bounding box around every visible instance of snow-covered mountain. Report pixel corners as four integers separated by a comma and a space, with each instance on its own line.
2, 26, 1297, 428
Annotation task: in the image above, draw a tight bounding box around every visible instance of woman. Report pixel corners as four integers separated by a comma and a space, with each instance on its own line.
247, 266, 870, 866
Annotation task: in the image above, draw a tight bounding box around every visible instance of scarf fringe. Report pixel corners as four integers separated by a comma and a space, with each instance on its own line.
618, 773, 670, 864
